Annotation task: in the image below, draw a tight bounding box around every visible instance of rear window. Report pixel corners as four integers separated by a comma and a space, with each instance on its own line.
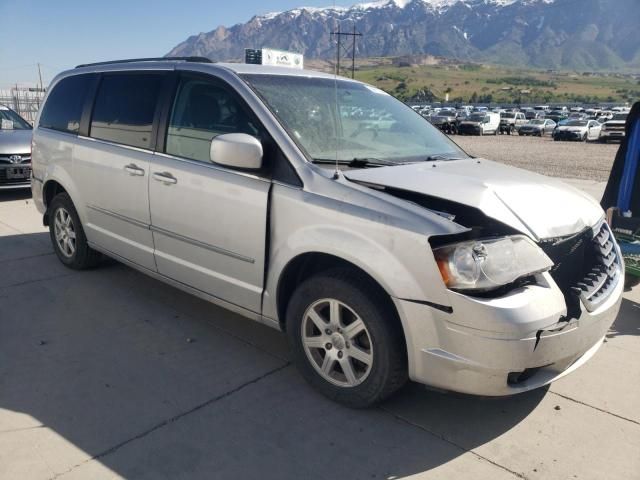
90, 73, 164, 149
39, 74, 94, 134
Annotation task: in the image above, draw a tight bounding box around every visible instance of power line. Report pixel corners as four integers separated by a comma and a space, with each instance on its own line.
330, 25, 362, 79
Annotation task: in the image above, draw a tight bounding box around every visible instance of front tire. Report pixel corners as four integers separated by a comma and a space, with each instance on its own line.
49, 193, 101, 269
286, 269, 407, 408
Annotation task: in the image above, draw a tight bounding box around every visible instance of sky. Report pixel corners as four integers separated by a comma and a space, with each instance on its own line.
0, 0, 352, 89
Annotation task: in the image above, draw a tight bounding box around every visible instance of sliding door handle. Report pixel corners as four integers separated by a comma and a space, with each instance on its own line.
124, 164, 145, 176
153, 172, 177, 185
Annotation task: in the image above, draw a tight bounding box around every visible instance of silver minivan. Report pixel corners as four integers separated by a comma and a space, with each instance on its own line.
31, 59, 623, 407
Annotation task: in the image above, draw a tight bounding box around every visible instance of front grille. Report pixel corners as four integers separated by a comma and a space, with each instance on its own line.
0, 154, 31, 164
554, 131, 582, 140
540, 222, 621, 317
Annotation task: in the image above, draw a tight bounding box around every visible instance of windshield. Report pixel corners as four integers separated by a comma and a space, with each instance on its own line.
469, 113, 486, 121
529, 119, 545, 125
612, 114, 628, 121
242, 74, 467, 164
567, 120, 588, 126
500, 113, 515, 119
0, 107, 32, 130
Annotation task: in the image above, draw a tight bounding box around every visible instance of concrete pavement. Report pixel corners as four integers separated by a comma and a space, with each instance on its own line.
0, 186, 638, 480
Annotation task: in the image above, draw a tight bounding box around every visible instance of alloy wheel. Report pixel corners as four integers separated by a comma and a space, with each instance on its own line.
54, 207, 76, 258
301, 298, 373, 387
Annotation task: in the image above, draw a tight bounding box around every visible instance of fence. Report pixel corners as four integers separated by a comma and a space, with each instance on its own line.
0, 87, 46, 125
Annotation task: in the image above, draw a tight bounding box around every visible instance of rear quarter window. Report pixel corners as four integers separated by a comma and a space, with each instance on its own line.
39, 74, 94, 134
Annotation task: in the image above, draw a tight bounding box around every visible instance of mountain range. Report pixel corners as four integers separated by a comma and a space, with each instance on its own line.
167, 0, 640, 70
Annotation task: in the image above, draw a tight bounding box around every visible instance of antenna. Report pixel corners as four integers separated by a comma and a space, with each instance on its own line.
331, 4, 340, 179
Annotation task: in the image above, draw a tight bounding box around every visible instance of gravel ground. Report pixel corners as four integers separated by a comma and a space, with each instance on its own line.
451, 134, 620, 182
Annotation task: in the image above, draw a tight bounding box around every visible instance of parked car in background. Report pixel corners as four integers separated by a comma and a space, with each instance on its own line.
553, 119, 602, 142
546, 110, 569, 124
499, 111, 527, 134
569, 112, 588, 120
430, 110, 458, 134
596, 111, 613, 122
458, 111, 500, 135
31, 59, 624, 407
524, 110, 544, 120
599, 113, 628, 143
0, 104, 33, 190
519, 119, 556, 137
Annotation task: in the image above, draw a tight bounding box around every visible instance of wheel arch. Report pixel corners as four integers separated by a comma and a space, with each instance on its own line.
41, 176, 84, 227
275, 252, 402, 334
42, 179, 70, 226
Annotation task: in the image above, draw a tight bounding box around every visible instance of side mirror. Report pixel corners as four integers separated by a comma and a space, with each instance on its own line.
210, 133, 263, 170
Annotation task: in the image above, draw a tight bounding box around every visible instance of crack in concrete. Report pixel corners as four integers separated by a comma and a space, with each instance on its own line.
380, 407, 529, 480
549, 391, 640, 426
0, 272, 75, 291
48, 363, 291, 480
0, 252, 54, 264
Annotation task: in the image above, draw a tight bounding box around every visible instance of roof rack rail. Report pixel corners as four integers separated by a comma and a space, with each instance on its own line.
75, 57, 213, 68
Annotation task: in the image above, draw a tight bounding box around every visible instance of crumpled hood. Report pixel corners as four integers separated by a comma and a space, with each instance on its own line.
0, 129, 32, 155
344, 159, 603, 240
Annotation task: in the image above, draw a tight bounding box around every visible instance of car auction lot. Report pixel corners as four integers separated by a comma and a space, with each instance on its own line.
453, 133, 620, 182
1, 181, 639, 479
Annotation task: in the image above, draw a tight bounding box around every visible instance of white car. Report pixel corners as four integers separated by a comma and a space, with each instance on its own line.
458, 111, 500, 135
599, 113, 628, 143
30, 59, 623, 407
553, 119, 602, 142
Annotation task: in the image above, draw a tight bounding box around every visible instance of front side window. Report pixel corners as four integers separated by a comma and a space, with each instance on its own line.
243, 74, 466, 165
166, 76, 261, 162
90, 73, 163, 149
0, 107, 31, 130
39, 74, 93, 134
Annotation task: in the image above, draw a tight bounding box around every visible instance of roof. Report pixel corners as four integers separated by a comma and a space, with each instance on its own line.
68, 58, 356, 82
216, 62, 354, 81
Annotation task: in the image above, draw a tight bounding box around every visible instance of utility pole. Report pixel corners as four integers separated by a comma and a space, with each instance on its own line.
330, 25, 362, 78
37, 63, 43, 91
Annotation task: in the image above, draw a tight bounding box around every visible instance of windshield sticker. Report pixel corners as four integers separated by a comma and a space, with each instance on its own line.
1, 119, 14, 130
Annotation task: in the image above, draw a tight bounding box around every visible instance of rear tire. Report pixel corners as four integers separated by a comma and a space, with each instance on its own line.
49, 193, 101, 269
286, 268, 407, 408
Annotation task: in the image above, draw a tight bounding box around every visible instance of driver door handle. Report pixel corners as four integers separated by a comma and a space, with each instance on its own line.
124, 163, 145, 176
153, 172, 178, 185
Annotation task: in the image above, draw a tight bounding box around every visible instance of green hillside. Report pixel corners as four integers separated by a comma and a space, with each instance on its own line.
351, 62, 640, 104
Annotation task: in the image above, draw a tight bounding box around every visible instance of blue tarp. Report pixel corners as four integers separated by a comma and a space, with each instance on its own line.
617, 119, 640, 213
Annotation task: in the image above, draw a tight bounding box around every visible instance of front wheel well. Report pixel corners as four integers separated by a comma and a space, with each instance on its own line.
276, 252, 399, 332
42, 181, 68, 226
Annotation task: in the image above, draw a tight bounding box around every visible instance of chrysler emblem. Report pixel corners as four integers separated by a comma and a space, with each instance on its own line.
8, 155, 22, 164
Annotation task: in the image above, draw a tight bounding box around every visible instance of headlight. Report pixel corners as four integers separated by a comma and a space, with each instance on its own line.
433, 235, 553, 291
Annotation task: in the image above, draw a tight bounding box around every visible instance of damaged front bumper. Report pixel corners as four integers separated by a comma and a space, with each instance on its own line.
393, 270, 623, 396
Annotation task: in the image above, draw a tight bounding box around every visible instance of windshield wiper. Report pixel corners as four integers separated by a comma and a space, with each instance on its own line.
312, 157, 398, 168
424, 154, 467, 161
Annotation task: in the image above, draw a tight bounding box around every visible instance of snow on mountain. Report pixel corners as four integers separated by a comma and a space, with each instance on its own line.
167, 0, 638, 70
